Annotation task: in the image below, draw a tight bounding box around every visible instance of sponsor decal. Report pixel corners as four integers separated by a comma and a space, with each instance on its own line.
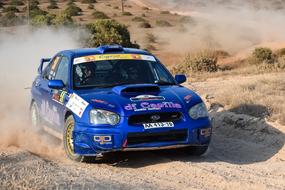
74, 54, 156, 64
91, 99, 115, 108
124, 102, 182, 111
184, 94, 192, 103
130, 95, 165, 101
52, 90, 68, 105
94, 135, 112, 145
66, 93, 89, 118
40, 100, 60, 126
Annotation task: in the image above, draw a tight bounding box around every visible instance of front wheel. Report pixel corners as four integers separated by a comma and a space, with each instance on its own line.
63, 115, 89, 162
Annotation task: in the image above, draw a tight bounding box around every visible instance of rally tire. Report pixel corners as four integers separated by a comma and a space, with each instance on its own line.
187, 145, 209, 156
30, 102, 43, 133
63, 115, 91, 162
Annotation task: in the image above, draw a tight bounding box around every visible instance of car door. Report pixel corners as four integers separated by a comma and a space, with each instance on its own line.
36, 55, 62, 129
49, 55, 70, 132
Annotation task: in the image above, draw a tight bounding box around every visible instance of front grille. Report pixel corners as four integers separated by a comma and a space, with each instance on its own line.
127, 129, 188, 146
128, 112, 182, 125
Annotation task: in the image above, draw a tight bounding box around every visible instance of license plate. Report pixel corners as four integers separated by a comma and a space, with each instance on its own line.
143, 122, 174, 129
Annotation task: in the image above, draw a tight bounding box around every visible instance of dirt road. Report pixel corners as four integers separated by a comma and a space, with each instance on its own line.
1, 74, 284, 190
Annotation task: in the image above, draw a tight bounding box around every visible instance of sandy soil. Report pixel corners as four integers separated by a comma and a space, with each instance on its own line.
0, 74, 284, 190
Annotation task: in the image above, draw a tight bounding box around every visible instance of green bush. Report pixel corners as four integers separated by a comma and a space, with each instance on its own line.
64, 4, 82, 16
141, 13, 146, 17
179, 16, 194, 24
113, 6, 119, 9
30, 8, 47, 18
156, 20, 172, 27
85, 19, 139, 48
47, 0, 59, 9
92, 11, 109, 19
275, 48, 285, 57
0, 11, 23, 26
81, 0, 97, 4
0, 2, 3, 9
52, 12, 74, 26
276, 55, 285, 69
3, 6, 20, 13
173, 50, 218, 74
122, 11, 132, 16
139, 22, 151, 28
10, 0, 25, 6
252, 47, 274, 64
131, 16, 146, 22
30, 14, 53, 26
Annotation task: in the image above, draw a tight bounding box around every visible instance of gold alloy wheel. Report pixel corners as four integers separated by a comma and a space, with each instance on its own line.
66, 122, 75, 155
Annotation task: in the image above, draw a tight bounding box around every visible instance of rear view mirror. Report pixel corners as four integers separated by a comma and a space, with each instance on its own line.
48, 80, 64, 89
175, 74, 187, 84
38, 58, 51, 75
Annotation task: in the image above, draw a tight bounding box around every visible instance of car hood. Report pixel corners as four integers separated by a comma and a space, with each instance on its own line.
75, 84, 203, 117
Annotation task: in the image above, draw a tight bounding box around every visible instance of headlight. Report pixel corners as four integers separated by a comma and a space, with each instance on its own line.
188, 102, 208, 119
90, 109, 120, 125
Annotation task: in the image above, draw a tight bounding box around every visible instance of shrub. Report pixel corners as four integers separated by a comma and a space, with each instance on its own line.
30, 14, 53, 26
275, 48, 285, 57
85, 19, 139, 48
10, 0, 25, 6
160, 10, 170, 14
122, 11, 132, 16
0, 11, 23, 26
156, 20, 172, 27
173, 50, 218, 74
52, 12, 74, 26
47, 0, 59, 9
139, 22, 151, 28
64, 4, 82, 16
30, 8, 47, 18
0, 2, 4, 9
3, 6, 20, 13
276, 55, 285, 69
30, 0, 40, 9
92, 11, 109, 19
113, 6, 119, 9
131, 16, 146, 22
81, 0, 97, 4
87, 3, 94, 9
252, 47, 274, 64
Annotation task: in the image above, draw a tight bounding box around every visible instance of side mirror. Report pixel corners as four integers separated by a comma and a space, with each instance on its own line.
175, 74, 187, 84
38, 58, 51, 75
48, 80, 64, 89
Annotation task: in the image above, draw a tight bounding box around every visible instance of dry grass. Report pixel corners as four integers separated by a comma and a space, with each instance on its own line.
213, 74, 285, 124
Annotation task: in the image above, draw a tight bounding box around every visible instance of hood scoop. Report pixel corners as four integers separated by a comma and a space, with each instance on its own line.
112, 84, 160, 96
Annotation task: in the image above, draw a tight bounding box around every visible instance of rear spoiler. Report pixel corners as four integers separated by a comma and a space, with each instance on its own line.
38, 58, 51, 75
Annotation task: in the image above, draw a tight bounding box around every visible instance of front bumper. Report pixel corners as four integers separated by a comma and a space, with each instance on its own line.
73, 118, 212, 156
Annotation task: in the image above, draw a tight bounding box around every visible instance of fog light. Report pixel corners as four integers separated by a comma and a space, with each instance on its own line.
200, 128, 211, 137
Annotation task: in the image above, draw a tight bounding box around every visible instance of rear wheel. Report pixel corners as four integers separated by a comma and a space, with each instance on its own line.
63, 115, 90, 162
30, 102, 43, 133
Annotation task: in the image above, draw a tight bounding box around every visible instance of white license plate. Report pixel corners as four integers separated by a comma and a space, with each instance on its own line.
143, 122, 174, 129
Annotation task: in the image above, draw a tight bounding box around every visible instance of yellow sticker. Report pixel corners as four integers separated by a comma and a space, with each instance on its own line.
51, 56, 60, 70
74, 54, 156, 64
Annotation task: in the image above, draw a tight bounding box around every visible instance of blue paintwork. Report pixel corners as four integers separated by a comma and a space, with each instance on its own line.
31, 45, 212, 156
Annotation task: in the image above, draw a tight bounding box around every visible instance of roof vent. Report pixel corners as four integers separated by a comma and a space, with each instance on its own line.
97, 44, 124, 54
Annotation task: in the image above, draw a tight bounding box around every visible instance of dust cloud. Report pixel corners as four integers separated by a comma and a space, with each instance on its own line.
0, 27, 81, 157
149, 0, 285, 53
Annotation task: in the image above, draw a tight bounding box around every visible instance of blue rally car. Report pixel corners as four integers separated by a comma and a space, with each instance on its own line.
30, 45, 212, 162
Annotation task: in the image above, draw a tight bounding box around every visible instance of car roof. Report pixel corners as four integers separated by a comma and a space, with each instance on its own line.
60, 45, 151, 58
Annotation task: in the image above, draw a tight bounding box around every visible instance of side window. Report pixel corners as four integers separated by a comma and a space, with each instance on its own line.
42, 56, 61, 80
152, 62, 173, 82
54, 56, 69, 85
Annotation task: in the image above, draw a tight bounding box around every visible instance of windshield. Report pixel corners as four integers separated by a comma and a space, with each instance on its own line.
73, 59, 176, 89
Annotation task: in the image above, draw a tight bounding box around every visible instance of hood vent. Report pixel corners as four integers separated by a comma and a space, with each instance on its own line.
112, 84, 160, 95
